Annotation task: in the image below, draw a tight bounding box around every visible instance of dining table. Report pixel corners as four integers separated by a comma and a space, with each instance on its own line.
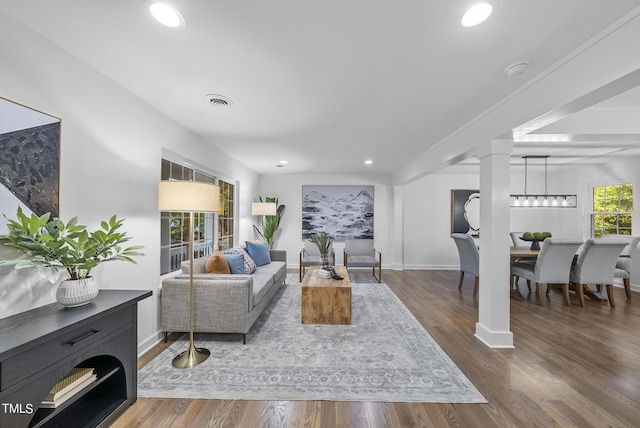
510, 246, 539, 264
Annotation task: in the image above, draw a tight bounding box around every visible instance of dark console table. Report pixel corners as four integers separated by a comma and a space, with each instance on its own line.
0, 289, 151, 428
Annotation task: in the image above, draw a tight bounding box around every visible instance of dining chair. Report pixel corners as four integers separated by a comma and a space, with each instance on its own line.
343, 239, 382, 283
510, 231, 537, 287
570, 238, 628, 307
299, 240, 335, 281
510, 238, 582, 306
451, 233, 479, 297
613, 235, 639, 299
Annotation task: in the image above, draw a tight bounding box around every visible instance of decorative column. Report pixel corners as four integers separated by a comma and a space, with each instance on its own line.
475, 139, 514, 348
393, 186, 404, 270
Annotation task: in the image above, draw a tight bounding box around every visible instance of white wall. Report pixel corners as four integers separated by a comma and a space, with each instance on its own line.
257, 174, 394, 268
552, 156, 640, 287
402, 168, 591, 270
0, 11, 259, 354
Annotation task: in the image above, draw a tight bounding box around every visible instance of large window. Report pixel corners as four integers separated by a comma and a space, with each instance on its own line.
591, 183, 633, 238
160, 159, 235, 275
218, 179, 235, 250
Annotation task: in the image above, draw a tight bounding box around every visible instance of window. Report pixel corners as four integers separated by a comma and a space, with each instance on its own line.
160, 159, 233, 275
591, 183, 633, 238
218, 179, 235, 250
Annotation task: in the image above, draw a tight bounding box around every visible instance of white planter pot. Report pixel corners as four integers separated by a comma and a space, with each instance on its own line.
56, 277, 99, 307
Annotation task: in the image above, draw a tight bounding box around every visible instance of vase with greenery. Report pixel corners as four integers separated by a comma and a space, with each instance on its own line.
0, 207, 144, 306
309, 232, 333, 268
254, 196, 285, 248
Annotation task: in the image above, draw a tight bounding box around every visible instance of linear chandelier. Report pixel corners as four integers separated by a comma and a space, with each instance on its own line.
510, 156, 577, 208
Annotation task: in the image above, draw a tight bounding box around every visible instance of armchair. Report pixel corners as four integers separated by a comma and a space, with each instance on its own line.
343, 239, 382, 283
299, 240, 335, 281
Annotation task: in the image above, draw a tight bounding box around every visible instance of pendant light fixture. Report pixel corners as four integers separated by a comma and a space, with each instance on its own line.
510, 156, 577, 208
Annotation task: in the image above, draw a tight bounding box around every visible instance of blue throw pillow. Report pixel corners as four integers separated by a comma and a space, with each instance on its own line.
224, 253, 245, 274
246, 240, 271, 266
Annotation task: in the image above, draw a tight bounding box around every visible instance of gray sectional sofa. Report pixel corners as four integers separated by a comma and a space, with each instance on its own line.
161, 249, 287, 344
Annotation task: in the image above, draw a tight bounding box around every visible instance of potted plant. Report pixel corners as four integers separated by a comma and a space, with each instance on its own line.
254, 196, 285, 248
308, 232, 333, 268
0, 207, 144, 307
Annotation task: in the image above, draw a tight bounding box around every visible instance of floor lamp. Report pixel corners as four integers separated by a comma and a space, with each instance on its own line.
158, 180, 220, 369
251, 202, 277, 240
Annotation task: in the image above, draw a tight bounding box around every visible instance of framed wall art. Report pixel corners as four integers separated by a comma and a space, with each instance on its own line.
451, 189, 479, 237
0, 97, 60, 234
302, 185, 374, 240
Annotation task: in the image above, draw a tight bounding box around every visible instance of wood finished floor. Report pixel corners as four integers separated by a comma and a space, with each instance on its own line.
112, 270, 640, 427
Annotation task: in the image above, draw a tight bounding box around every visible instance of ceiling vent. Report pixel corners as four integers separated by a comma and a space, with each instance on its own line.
504, 61, 529, 77
205, 94, 233, 107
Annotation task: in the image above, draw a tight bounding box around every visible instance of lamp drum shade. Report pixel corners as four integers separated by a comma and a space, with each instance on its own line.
251, 202, 277, 216
158, 181, 220, 212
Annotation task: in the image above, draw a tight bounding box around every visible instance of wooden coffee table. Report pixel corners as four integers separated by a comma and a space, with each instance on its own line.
301, 265, 352, 325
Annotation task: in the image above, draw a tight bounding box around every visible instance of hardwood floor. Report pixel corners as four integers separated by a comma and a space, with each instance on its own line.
112, 270, 640, 427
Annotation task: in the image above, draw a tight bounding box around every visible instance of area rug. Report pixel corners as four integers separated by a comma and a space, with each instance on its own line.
138, 279, 486, 403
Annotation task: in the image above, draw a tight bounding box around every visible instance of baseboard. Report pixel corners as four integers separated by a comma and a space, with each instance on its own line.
474, 322, 514, 349
402, 264, 459, 270
138, 331, 164, 358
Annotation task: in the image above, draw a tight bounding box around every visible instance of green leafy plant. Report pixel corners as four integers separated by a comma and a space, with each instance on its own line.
308, 232, 333, 265
0, 207, 144, 280
254, 196, 285, 248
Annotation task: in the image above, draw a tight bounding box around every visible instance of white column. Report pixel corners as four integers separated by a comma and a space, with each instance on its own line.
475, 139, 514, 348
393, 186, 404, 270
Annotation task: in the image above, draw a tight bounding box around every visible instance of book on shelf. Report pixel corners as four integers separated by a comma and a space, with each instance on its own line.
41, 367, 97, 409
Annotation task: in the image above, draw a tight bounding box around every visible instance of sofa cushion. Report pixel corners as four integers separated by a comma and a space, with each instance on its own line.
255, 261, 285, 277
223, 247, 256, 274
206, 251, 231, 274
181, 256, 208, 274
224, 253, 245, 274
246, 240, 271, 266
251, 274, 275, 308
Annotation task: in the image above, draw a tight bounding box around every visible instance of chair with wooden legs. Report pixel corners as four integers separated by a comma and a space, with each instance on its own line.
510, 231, 538, 288
299, 240, 335, 282
510, 238, 582, 306
570, 238, 628, 307
451, 233, 479, 297
343, 239, 382, 283
613, 236, 639, 300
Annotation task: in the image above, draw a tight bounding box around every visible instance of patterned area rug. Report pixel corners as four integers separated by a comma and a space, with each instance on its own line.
139, 275, 485, 403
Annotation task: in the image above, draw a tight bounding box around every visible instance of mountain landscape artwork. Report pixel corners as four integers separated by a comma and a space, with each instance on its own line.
302, 185, 374, 239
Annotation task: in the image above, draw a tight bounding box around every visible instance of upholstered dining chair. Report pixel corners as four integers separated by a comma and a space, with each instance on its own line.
510, 231, 529, 247
451, 233, 479, 297
510, 238, 582, 306
613, 235, 639, 299
510, 231, 537, 287
570, 238, 628, 307
299, 240, 335, 281
343, 239, 382, 283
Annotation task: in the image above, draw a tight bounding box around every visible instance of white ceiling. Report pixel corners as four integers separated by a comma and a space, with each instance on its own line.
1, 1, 640, 175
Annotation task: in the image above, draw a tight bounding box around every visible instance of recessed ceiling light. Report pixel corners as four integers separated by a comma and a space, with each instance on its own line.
145, 1, 185, 29
364, 160, 373, 165
279, 160, 288, 165
461, 3, 493, 27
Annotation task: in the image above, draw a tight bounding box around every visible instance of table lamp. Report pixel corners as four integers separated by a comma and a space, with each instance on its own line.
158, 180, 220, 368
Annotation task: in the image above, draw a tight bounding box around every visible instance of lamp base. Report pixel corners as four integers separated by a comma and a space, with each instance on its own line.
172, 343, 210, 369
